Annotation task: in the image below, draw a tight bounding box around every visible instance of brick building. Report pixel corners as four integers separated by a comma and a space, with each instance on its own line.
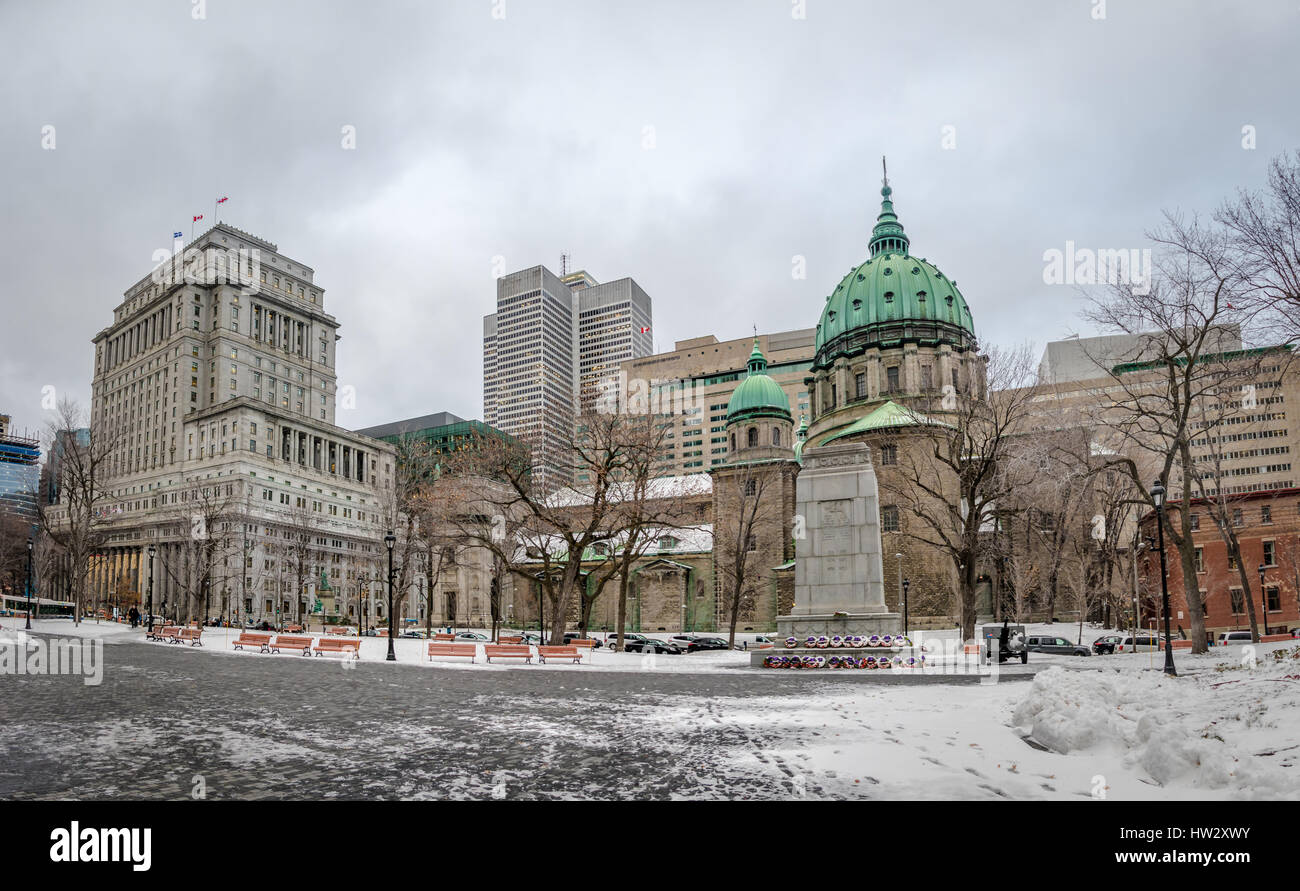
1137, 489, 1300, 643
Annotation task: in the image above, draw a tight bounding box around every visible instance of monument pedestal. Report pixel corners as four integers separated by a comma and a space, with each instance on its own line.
778, 442, 899, 641
776, 610, 901, 641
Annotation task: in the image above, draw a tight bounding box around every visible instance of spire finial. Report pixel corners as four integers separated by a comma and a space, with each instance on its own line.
882, 155, 888, 189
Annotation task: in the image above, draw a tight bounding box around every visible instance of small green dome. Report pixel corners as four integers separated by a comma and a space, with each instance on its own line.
727, 339, 791, 423
813, 177, 976, 369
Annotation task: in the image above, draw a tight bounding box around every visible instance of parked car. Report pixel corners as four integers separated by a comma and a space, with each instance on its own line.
1092, 634, 1123, 655
605, 632, 648, 651
1116, 634, 1160, 653
563, 632, 603, 648
687, 635, 731, 651
454, 631, 489, 641
399, 629, 425, 639
1023, 635, 1091, 657
624, 636, 682, 654
1217, 630, 1255, 646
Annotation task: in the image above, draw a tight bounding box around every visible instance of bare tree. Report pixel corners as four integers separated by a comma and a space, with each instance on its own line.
884, 344, 1041, 641
1085, 212, 1257, 654
156, 478, 241, 624
37, 399, 121, 625
713, 461, 787, 649
1216, 149, 1300, 345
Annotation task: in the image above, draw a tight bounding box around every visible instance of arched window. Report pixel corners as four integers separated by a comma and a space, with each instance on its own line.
730, 432, 736, 451
772, 427, 781, 447
747, 427, 758, 448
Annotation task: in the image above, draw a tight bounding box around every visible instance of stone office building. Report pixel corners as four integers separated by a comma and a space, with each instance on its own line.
46, 223, 396, 624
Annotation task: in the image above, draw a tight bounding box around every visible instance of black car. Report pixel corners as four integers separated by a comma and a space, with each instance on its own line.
671, 634, 729, 652
625, 636, 682, 654
1092, 634, 1123, 655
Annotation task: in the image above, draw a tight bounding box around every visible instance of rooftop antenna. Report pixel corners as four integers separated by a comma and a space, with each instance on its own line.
561, 252, 570, 277
882, 155, 889, 189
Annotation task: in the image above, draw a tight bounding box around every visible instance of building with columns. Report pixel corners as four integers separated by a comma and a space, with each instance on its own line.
47, 223, 396, 624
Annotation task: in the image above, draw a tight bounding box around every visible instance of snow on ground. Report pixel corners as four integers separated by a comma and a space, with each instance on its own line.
9, 617, 1298, 799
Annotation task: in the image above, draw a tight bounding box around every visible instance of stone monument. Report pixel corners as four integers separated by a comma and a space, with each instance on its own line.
775, 441, 900, 642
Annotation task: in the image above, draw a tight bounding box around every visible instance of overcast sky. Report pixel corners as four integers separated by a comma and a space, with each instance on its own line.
2, 0, 1297, 441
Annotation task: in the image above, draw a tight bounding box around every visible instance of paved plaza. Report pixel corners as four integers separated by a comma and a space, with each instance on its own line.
0, 629, 1054, 801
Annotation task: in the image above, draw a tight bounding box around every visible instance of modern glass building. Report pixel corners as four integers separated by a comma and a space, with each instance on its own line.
0, 414, 40, 522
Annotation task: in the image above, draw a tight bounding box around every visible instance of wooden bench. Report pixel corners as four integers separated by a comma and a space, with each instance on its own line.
497, 635, 524, 645
484, 644, 532, 664
428, 642, 477, 663
270, 634, 314, 656
568, 638, 596, 651
324, 625, 353, 636
315, 638, 361, 658
148, 625, 179, 642
173, 628, 203, 647
537, 645, 582, 664
232, 632, 273, 653
432, 632, 456, 642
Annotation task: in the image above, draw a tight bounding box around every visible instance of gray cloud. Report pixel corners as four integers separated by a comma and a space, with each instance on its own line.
2, 0, 1297, 439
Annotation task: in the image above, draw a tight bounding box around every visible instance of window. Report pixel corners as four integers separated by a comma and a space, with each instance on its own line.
744, 479, 756, 497
772, 427, 781, 447
1194, 547, 1204, 573
921, 365, 933, 391
1267, 585, 1281, 612
881, 505, 900, 532
855, 373, 866, 399
1230, 587, 1244, 614
1190, 513, 1199, 531
747, 427, 758, 448
1228, 551, 1238, 570
1262, 505, 1272, 524
1232, 509, 1244, 527
1263, 540, 1275, 566
880, 443, 897, 465
886, 366, 900, 393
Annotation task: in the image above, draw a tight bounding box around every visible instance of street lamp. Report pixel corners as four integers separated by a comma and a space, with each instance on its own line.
1253, 561, 1263, 639
25, 537, 33, 631
146, 545, 156, 633
902, 577, 910, 637
241, 538, 251, 630
385, 530, 396, 661
895, 552, 903, 628
1150, 480, 1176, 677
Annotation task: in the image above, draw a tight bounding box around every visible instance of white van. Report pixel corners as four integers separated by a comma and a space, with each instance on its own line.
1116, 634, 1160, 653
1216, 630, 1255, 646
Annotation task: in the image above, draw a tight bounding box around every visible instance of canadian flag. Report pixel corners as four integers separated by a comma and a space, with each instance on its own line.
639, 326, 650, 333
216, 196, 228, 205
193, 214, 203, 222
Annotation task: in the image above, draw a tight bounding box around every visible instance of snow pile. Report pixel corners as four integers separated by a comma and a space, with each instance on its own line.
1013, 663, 1300, 797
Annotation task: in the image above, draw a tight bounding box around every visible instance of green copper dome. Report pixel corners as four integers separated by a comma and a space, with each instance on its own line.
727, 339, 792, 423
813, 174, 976, 370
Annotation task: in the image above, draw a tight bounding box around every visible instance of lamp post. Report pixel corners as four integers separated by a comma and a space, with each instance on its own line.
146, 545, 156, 633
1150, 480, 1176, 676
25, 537, 34, 630
241, 538, 251, 630
902, 577, 910, 637
385, 531, 396, 661
895, 552, 903, 625
1253, 561, 1263, 639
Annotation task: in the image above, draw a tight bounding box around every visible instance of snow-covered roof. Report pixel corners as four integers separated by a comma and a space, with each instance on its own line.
546, 473, 712, 508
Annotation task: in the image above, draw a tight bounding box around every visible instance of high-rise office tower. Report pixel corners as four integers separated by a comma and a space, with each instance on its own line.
46, 223, 396, 624
483, 264, 652, 491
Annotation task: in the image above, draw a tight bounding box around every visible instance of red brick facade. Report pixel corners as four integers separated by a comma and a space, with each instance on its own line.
1138, 489, 1300, 643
